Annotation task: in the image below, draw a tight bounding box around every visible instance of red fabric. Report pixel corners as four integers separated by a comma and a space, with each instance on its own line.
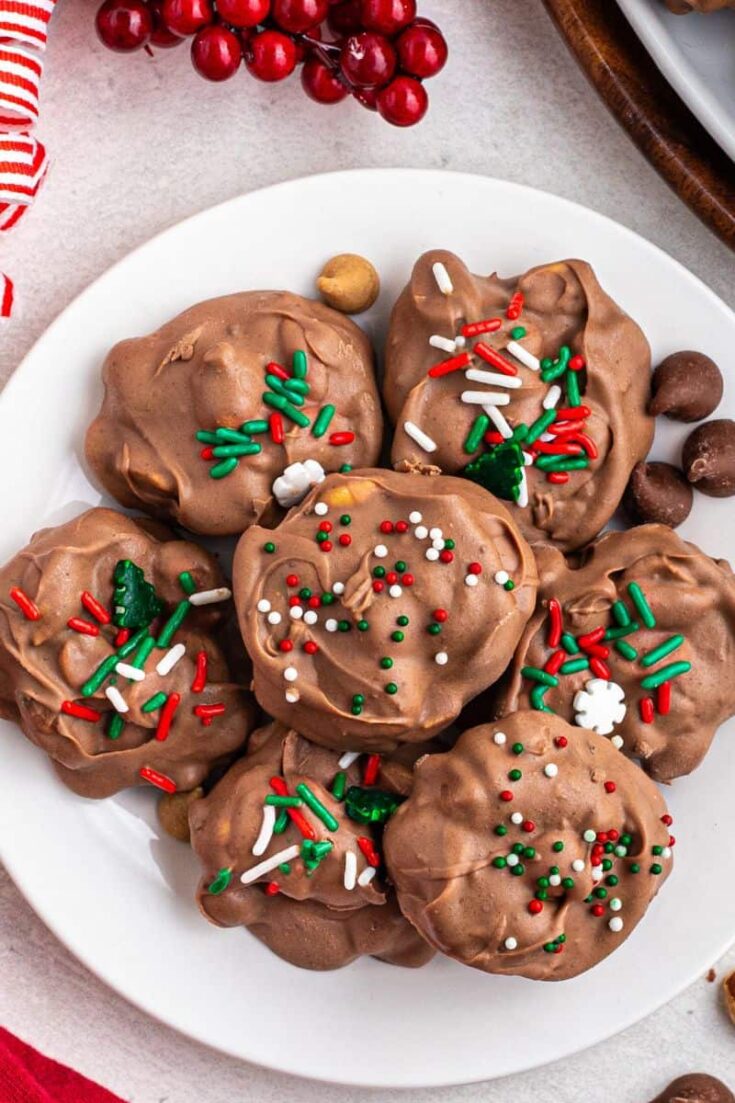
0, 1027, 125, 1103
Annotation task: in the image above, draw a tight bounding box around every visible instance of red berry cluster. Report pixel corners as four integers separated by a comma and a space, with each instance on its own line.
95, 0, 447, 126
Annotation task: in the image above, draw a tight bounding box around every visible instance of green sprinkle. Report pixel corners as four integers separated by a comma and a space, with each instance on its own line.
537, 877, 550, 888
594, 887, 607, 899
510, 864, 525, 876
521, 665, 559, 688
615, 640, 638, 661
630, 863, 640, 873
292, 349, 308, 379
523, 847, 535, 859
156, 600, 190, 648
264, 795, 303, 807
536, 890, 548, 901
508, 769, 522, 781
265, 374, 305, 405
495, 825, 508, 836
612, 600, 631, 627
565, 368, 581, 408
352, 694, 365, 706
240, 419, 269, 434
312, 404, 336, 438
344, 786, 402, 825
321, 593, 335, 604
196, 430, 220, 444
562, 877, 575, 890
464, 414, 490, 455
397, 615, 409, 626
627, 582, 656, 628
278, 862, 291, 874
606, 875, 619, 886
357, 620, 369, 632
530, 684, 552, 712
207, 868, 232, 895
295, 782, 339, 832
115, 626, 149, 659
210, 458, 239, 479
444, 540, 455, 550
339, 464, 352, 473
534, 455, 590, 472
510, 326, 526, 340
552, 841, 564, 852
391, 631, 404, 643
141, 691, 167, 713
283, 377, 309, 397
512, 742, 524, 755
212, 443, 262, 458
604, 622, 640, 640
262, 392, 310, 428
640, 634, 684, 668
178, 571, 196, 595
492, 856, 507, 868
504, 580, 515, 591
427, 623, 441, 635
511, 424, 529, 442
561, 633, 579, 655
340, 514, 351, 526
650, 863, 663, 875
385, 682, 398, 695
640, 661, 691, 690
331, 771, 347, 801
525, 409, 557, 445
337, 620, 351, 632
263, 542, 276, 554
130, 634, 157, 670
373, 566, 386, 579
107, 713, 125, 740
652, 845, 663, 855
512, 843, 524, 855
274, 810, 289, 834
560, 657, 590, 675
215, 427, 252, 444
81, 654, 119, 697
316, 531, 330, 544
379, 657, 393, 669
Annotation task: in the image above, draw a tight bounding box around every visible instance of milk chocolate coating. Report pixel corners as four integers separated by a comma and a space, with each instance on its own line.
85, 292, 382, 536
494, 525, 735, 782
649, 351, 723, 422
683, 420, 735, 498
649, 1075, 735, 1103
189, 721, 435, 970
0, 508, 255, 797
233, 468, 538, 753
384, 713, 672, 981
385, 250, 653, 551
624, 461, 693, 528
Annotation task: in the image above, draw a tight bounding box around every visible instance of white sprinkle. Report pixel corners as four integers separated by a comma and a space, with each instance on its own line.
522, 451, 534, 466
284, 666, 298, 682
493, 732, 507, 745
608, 917, 624, 933
267, 611, 282, 626
609, 897, 622, 912
115, 662, 145, 681
611, 735, 624, 750
314, 501, 329, 516
257, 598, 271, 613
517, 469, 529, 509
506, 853, 519, 867
325, 619, 338, 632
572, 859, 585, 873
432, 261, 453, 295
426, 548, 440, 562
429, 334, 457, 354
434, 651, 448, 665
156, 642, 186, 677
404, 420, 437, 453
429, 527, 443, 540
485, 403, 513, 439
338, 750, 361, 769
464, 573, 479, 587
332, 582, 345, 595
455, 335, 467, 348
544, 763, 558, 778
303, 610, 318, 626
105, 685, 128, 713
414, 525, 428, 540
662, 846, 672, 860
252, 804, 276, 856
583, 829, 597, 843
614, 845, 628, 858
285, 689, 299, 703
506, 340, 540, 371
240, 844, 300, 885
543, 384, 562, 410
344, 850, 357, 890
549, 874, 561, 887
432, 538, 444, 551
591, 866, 604, 882
389, 585, 402, 598
510, 811, 523, 825
465, 368, 523, 389
289, 605, 304, 621
494, 570, 509, 585
504, 936, 518, 951
461, 390, 510, 407
189, 586, 232, 606
358, 865, 377, 887
409, 511, 422, 524
374, 544, 388, 558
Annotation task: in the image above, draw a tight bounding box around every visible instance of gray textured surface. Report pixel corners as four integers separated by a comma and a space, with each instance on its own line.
1, 0, 735, 1099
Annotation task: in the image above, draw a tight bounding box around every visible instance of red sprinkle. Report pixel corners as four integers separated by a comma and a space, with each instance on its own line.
467, 562, 482, 575
669, 835, 676, 847
288, 595, 302, 607
545, 650, 565, 676
604, 781, 617, 794
286, 574, 299, 587
433, 608, 449, 622
661, 814, 673, 827
499, 790, 514, 802
329, 431, 354, 446
338, 534, 351, 546
547, 472, 570, 485
607, 829, 619, 841
506, 291, 524, 320
568, 354, 586, 371
155, 692, 181, 741
270, 776, 316, 840
357, 836, 381, 868
547, 598, 563, 648
114, 628, 130, 648
279, 639, 293, 652
534, 441, 584, 456
303, 641, 319, 655
380, 521, 394, 534
474, 342, 518, 375
590, 657, 610, 680
67, 616, 99, 637
267, 361, 290, 382
395, 520, 409, 534
557, 430, 598, 460
9, 587, 39, 621
269, 413, 285, 444
191, 650, 208, 693
363, 754, 381, 786
578, 627, 605, 650
402, 573, 414, 586
554, 405, 591, 421
585, 643, 610, 659
308, 596, 321, 608
320, 541, 332, 553
640, 697, 655, 724
554, 736, 568, 749
81, 591, 111, 625
319, 521, 332, 532
265, 882, 280, 896
386, 572, 398, 584
528, 899, 543, 915
522, 819, 535, 833
61, 700, 102, 723
461, 318, 502, 338
439, 549, 454, 563
485, 431, 505, 445
372, 581, 385, 593
591, 904, 605, 917
193, 703, 226, 727
139, 766, 177, 794
200, 446, 214, 460
657, 682, 671, 716
427, 351, 472, 378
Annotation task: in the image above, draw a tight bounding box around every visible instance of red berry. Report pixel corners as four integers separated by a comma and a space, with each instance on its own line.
293, 20, 320, 62
245, 28, 297, 80
149, 0, 184, 46
341, 31, 396, 88
327, 0, 362, 34
376, 74, 427, 126
302, 56, 348, 103
360, 0, 414, 35
353, 85, 379, 110
396, 19, 447, 79
95, 0, 152, 51
191, 25, 242, 79
272, 0, 328, 32
215, 0, 270, 27
161, 0, 212, 35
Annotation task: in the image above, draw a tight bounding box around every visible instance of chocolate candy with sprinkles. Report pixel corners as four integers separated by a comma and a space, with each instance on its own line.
233, 467, 538, 753
383, 712, 673, 980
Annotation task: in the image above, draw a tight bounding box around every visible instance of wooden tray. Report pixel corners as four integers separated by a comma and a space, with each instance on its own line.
542, 0, 735, 249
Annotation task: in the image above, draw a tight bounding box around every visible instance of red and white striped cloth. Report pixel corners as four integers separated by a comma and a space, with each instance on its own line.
0, 0, 55, 321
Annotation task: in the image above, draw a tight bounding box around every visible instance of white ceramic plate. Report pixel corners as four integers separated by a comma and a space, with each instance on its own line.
1, 170, 734, 1089
618, 0, 735, 162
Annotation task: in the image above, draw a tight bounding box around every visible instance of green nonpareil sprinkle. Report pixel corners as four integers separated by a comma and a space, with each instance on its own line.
530, 684, 552, 712
521, 666, 559, 688
552, 841, 564, 852
312, 404, 336, 439
560, 657, 590, 675
464, 414, 490, 455
331, 771, 347, 801
130, 634, 156, 670
156, 600, 190, 648
604, 622, 640, 641
81, 654, 119, 697
561, 632, 579, 655
525, 409, 558, 445
565, 368, 581, 408
262, 392, 310, 428
278, 862, 291, 874
627, 581, 656, 628
210, 457, 239, 479
107, 713, 125, 740
640, 661, 691, 690
142, 691, 167, 713
207, 868, 232, 895
212, 443, 262, 458
265, 374, 306, 405
273, 810, 289, 835
385, 682, 398, 695
495, 825, 508, 836
510, 326, 526, 340
640, 634, 684, 668
612, 600, 631, 627
263, 542, 276, 553
240, 419, 269, 434
292, 349, 308, 379
295, 782, 339, 832
615, 640, 638, 661
179, 571, 196, 596
264, 795, 303, 807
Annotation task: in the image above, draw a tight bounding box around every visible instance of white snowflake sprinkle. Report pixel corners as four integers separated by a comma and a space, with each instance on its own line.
573, 679, 626, 737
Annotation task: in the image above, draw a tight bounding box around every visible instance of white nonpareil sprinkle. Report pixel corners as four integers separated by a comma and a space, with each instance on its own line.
517, 469, 529, 509
591, 866, 604, 882
494, 570, 510, 585
506, 340, 540, 371
615, 845, 628, 858
464, 573, 479, 587
267, 611, 282, 626
609, 898, 622, 912
429, 527, 443, 540
583, 829, 597, 843
241, 844, 300, 885
156, 642, 186, 677
662, 846, 673, 860
432, 261, 453, 295
414, 525, 429, 540
409, 511, 423, 524
426, 548, 440, 562
434, 651, 448, 665
429, 334, 456, 354
485, 403, 513, 439
493, 731, 507, 745
358, 866, 377, 887
389, 585, 402, 598
285, 689, 299, 703
257, 598, 271, 613
465, 368, 522, 389
284, 666, 298, 682
504, 937, 518, 951
252, 804, 276, 857
115, 662, 145, 681
431, 538, 444, 551
105, 685, 128, 713
510, 812, 523, 825
544, 763, 558, 778
609, 916, 624, 933
549, 874, 561, 887
338, 750, 361, 769
506, 853, 519, 867
572, 859, 585, 873
611, 735, 624, 750
344, 850, 357, 891
303, 610, 318, 626
289, 605, 304, 621
543, 384, 562, 410
332, 582, 345, 595
404, 420, 437, 453
314, 501, 329, 516
189, 586, 232, 606
455, 335, 467, 348
461, 390, 510, 407
374, 544, 388, 558
325, 619, 338, 632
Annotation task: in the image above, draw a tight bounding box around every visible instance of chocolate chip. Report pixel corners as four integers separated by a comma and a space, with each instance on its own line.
649, 351, 723, 423
682, 419, 735, 498
624, 461, 693, 528
648, 1074, 734, 1103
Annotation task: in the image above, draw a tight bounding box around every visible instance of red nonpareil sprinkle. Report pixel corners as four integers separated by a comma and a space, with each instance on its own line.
568, 354, 586, 372
554, 944, 564, 954
114, 628, 130, 648
329, 431, 354, 446
61, 700, 102, 723
191, 650, 208, 693
402, 573, 414, 586
547, 472, 570, 485
590, 657, 610, 680
554, 405, 591, 421
155, 692, 181, 741
308, 595, 320, 609
363, 754, 381, 786
545, 650, 565, 676
578, 627, 605, 650
267, 361, 290, 382
640, 697, 655, 724
661, 814, 673, 827
67, 617, 99, 637
467, 562, 482, 575
427, 351, 472, 378
357, 836, 380, 867
200, 446, 214, 460
265, 881, 280, 896
395, 520, 409, 534
607, 828, 619, 841
533, 441, 584, 456
81, 591, 111, 625
596, 833, 608, 843
657, 682, 671, 716
193, 703, 226, 727
279, 639, 293, 652
499, 790, 513, 802
288, 595, 302, 607
319, 521, 332, 532
522, 819, 535, 833
506, 291, 524, 320
286, 574, 299, 587
9, 587, 39, 620
591, 904, 605, 917
528, 899, 543, 915
372, 580, 384, 593
439, 549, 454, 563
461, 318, 503, 338
590, 854, 602, 867
547, 598, 563, 648
338, 534, 351, 547
320, 541, 333, 553
269, 413, 285, 444
554, 736, 568, 749
270, 776, 316, 840
604, 781, 617, 794
139, 766, 177, 794
433, 608, 449, 622
669, 834, 676, 847
474, 342, 518, 376
303, 641, 319, 655
380, 520, 394, 534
